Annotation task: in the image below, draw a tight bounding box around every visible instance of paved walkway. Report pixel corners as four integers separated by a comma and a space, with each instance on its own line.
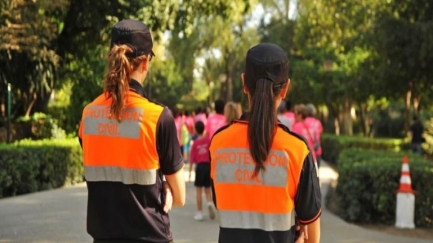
0, 162, 430, 243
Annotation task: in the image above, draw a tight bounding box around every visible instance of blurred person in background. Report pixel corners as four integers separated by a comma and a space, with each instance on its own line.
277, 100, 291, 129
292, 104, 318, 164
224, 101, 241, 124
189, 121, 216, 221
283, 100, 295, 127
194, 107, 207, 125
305, 104, 323, 167
205, 99, 226, 138
410, 115, 424, 155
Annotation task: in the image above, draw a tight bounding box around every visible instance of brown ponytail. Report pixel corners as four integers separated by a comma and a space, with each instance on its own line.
244, 43, 289, 177
103, 44, 148, 121
247, 79, 286, 176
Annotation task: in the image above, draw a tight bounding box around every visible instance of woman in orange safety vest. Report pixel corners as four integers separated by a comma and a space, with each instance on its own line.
78, 19, 185, 243
209, 43, 321, 243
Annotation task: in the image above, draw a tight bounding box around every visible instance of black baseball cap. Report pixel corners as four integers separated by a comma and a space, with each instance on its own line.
245, 43, 289, 87
110, 19, 155, 58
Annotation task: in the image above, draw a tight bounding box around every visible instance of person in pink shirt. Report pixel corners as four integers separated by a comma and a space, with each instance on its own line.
305, 104, 323, 167
283, 100, 295, 128
189, 121, 215, 221
181, 110, 194, 165
205, 99, 226, 138
194, 107, 207, 125
292, 104, 317, 163
183, 110, 195, 134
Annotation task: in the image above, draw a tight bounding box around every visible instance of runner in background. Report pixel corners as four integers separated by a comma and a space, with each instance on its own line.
173, 109, 191, 169
184, 110, 195, 137
182, 110, 193, 164
205, 99, 226, 138
172, 107, 184, 154
292, 104, 317, 163
194, 107, 208, 125
189, 121, 216, 221
305, 104, 323, 167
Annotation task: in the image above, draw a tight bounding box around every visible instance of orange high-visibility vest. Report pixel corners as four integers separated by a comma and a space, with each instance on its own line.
210, 120, 321, 240
79, 91, 162, 182
78, 82, 183, 242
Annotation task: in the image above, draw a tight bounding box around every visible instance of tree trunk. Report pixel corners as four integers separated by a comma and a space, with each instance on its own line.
220, 78, 227, 101
413, 95, 420, 115
24, 92, 37, 117
329, 104, 340, 135
358, 102, 368, 136
226, 71, 233, 102
342, 98, 353, 135
0, 97, 4, 119
221, 53, 234, 101
334, 117, 340, 136
404, 89, 411, 136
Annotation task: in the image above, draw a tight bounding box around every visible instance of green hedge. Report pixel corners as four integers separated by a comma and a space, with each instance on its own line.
336, 148, 433, 227
321, 134, 410, 165
320, 134, 342, 165
0, 139, 83, 198
423, 118, 433, 156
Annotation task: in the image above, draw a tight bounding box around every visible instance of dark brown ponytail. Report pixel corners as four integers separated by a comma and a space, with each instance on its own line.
247, 79, 276, 176
247, 79, 286, 176
244, 43, 289, 177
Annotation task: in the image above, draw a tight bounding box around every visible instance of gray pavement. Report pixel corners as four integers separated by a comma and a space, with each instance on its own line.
0, 162, 430, 243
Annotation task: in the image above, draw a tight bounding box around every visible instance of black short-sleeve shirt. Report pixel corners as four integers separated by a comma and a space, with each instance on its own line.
81, 79, 183, 243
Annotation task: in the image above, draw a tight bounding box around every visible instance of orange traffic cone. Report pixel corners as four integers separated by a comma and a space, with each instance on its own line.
396, 156, 416, 194
395, 155, 416, 229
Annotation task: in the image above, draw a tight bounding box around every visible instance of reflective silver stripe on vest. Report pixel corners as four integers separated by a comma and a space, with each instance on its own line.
219, 210, 295, 231
83, 105, 143, 139
214, 148, 288, 187
85, 166, 157, 185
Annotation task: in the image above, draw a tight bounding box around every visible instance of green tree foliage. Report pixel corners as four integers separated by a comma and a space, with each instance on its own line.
0, 0, 250, 127
0, 0, 67, 117
0, 0, 146, 123
373, 0, 433, 132
291, 0, 385, 135
260, 0, 292, 21
167, 26, 199, 93
145, 55, 186, 109
278, 0, 433, 136
194, 1, 260, 102
3, 0, 433, 139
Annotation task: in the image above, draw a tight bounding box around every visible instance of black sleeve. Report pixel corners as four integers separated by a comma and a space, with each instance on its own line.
295, 151, 322, 224
211, 179, 217, 208
208, 148, 218, 208
156, 107, 184, 175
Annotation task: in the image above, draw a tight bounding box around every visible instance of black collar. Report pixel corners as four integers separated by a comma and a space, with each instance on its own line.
239, 112, 249, 120
129, 79, 146, 97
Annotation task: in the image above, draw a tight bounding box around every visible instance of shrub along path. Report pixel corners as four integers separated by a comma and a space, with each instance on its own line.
0, 163, 430, 243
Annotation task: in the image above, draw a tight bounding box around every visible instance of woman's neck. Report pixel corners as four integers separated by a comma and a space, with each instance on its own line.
130, 71, 147, 84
